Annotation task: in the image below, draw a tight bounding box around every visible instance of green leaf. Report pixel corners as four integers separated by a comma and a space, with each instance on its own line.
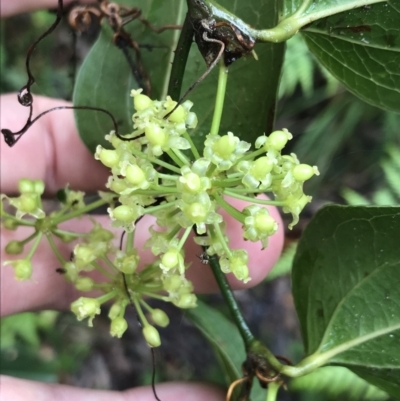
301, 1, 400, 112
180, 0, 284, 148
290, 366, 390, 400
73, 0, 185, 151
292, 205, 400, 397
185, 300, 264, 401
185, 300, 244, 385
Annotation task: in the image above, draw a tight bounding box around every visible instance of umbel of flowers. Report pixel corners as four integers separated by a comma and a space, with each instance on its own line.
1, 89, 318, 346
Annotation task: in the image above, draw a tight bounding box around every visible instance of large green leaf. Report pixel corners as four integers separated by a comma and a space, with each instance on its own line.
292, 205, 400, 397
73, 0, 185, 151
301, 1, 400, 112
289, 366, 390, 400
176, 0, 285, 148
185, 300, 265, 401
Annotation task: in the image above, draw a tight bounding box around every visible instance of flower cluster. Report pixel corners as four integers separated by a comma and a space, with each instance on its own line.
1, 90, 318, 346
94, 90, 319, 283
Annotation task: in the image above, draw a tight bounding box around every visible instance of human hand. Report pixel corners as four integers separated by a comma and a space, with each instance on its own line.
1, 1, 284, 399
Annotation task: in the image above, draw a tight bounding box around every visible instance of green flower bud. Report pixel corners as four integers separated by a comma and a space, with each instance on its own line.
75, 277, 94, 292
179, 172, 201, 193
293, 164, 319, 181
119, 252, 139, 274
54, 232, 76, 243
64, 261, 78, 282
33, 180, 45, 195
213, 134, 237, 159
19, 194, 38, 213
174, 293, 197, 309
142, 325, 161, 347
18, 179, 34, 193
125, 164, 146, 186
96, 147, 119, 168
110, 316, 128, 338
251, 156, 274, 179
2, 218, 18, 230
163, 274, 184, 292
5, 240, 24, 255
254, 214, 277, 234
161, 250, 180, 269
112, 205, 135, 222
145, 123, 168, 147
109, 179, 128, 194
108, 302, 123, 320
134, 93, 152, 111
151, 309, 170, 327
14, 259, 33, 281
268, 129, 292, 151
74, 245, 94, 266
186, 202, 207, 224
167, 104, 186, 123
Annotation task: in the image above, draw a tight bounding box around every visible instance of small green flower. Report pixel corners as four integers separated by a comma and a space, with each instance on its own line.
75, 276, 95, 292
204, 132, 250, 171
220, 250, 250, 283
110, 316, 128, 338
243, 205, 278, 249
71, 297, 101, 326
4, 259, 33, 281
160, 248, 186, 274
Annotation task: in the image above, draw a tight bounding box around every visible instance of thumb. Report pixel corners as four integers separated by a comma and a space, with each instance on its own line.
1, 376, 226, 401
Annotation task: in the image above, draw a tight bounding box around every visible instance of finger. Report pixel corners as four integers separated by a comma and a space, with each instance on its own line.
1, 0, 92, 18
0, 94, 109, 194
1, 198, 283, 316
0, 376, 225, 401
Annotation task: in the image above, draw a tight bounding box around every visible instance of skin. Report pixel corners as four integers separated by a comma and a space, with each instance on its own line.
0, 1, 284, 400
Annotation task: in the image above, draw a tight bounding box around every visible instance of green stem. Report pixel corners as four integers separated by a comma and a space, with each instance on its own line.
238, 147, 266, 162
171, 148, 191, 165
210, 61, 228, 135
91, 261, 116, 280
130, 147, 182, 174
100, 256, 119, 274
133, 188, 179, 196
53, 229, 86, 238
144, 200, 177, 215
212, 223, 232, 258
125, 232, 134, 252
177, 226, 192, 249
46, 234, 66, 264
166, 149, 185, 168
207, 254, 254, 349
1, 214, 35, 226
161, 0, 186, 99
97, 290, 118, 304
183, 131, 201, 160
214, 193, 245, 224
142, 292, 168, 301
213, 178, 242, 188
247, 0, 386, 43
167, 13, 194, 100
26, 232, 43, 260
133, 297, 149, 325
266, 382, 280, 401
223, 189, 286, 206
19, 231, 40, 245
54, 198, 107, 224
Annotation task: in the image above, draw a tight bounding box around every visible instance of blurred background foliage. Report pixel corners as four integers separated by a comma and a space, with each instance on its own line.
1, 6, 399, 401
